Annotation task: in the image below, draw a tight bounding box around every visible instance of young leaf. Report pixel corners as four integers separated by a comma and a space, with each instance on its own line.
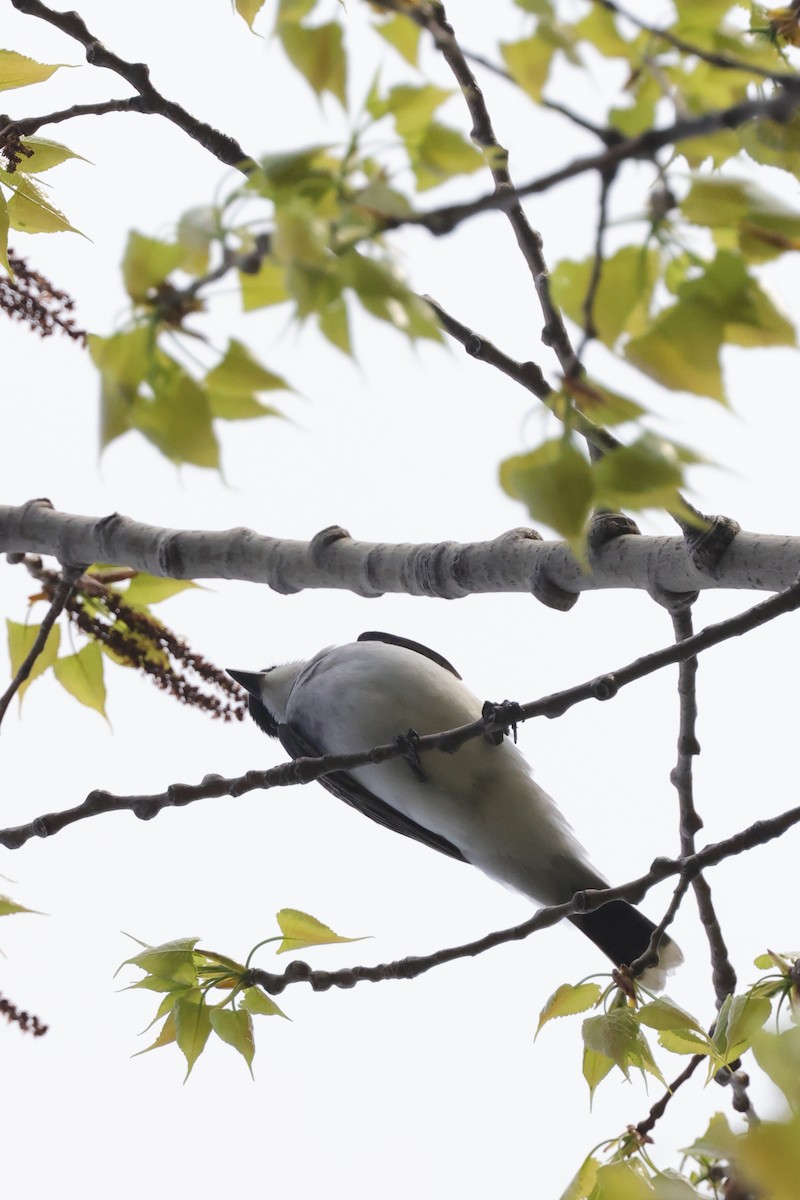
536, 982, 602, 1037
18, 137, 87, 173
279, 22, 347, 106
593, 435, 686, 512
123, 575, 198, 607
235, 0, 268, 29
550, 246, 659, 348
122, 937, 200, 986
3, 173, 79, 235
53, 641, 107, 717
276, 908, 365, 954
499, 439, 594, 541
6, 619, 61, 703
751, 1026, 800, 1107
0, 895, 42, 916
205, 339, 290, 395
122, 231, 183, 303
209, 1007, 256, 1074
239, 256, 289, 311
500, 35, 555, 102
590, 1161, 654, 1200
374, 15, 421, 66
582, 1045, 614, 1101
557, 1154, 599, 1200
637, 997, 705, 1034
410, 123, 484, 192
240, 986, 288, 1019
0, 50, 69, 91
131, 363, 220, 469
175, 993, 213, 1077
713, 992, 772, 1062
133, 1009, 177, 1056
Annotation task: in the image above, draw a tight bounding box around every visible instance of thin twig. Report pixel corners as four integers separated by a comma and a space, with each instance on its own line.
386, 88, 800, 237
577, 166, 616, 357
597, 0, 792, 82
2, 97, 147, 137
9, 0, 252, 170
635, 1054, 705, 1139
0, 562, 83, 729
381, 0, 582, 379
246, 799, 800, 993
4, 575, 800, 846
670, 607, 738, 1008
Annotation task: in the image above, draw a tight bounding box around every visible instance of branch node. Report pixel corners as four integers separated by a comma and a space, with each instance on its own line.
590, 673, 617, 701
686, 514, 742, 576
310, 525, 351, 566
588, 511, 640, 552
528, 562, 579, 611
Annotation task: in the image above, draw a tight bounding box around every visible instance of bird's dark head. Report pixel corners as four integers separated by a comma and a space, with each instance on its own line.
226, 667, 280, 738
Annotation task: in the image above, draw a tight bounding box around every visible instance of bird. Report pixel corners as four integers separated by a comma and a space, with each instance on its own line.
228, 631, 681, 989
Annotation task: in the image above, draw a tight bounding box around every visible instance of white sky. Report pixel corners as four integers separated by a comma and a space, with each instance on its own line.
3, 2, 800, 1197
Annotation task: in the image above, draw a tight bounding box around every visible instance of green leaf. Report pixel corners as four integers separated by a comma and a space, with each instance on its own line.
133, 1009, 177, 1056
239, 256, 289, 311
734, 1113, 800, 1199
123, 937, 200, 986
175, 993, 212, 1077
686, 1111, 737, 1158
3, 172, 79, 235
500, 35, 555, 102
53, 641, 107, 717
206, 338, 290, 395
536, 982, 602, 1037
6, 618, 61, 704
563, 377, 646, 426
131, 361, 220, 469
558, 1155, 600, 1200
18, 136, 87, 173
318, 295, 352, 354
410, 122, 484, 192
0, 894, 41, 917
276, 908, 365, 954
593, 435, 686, 512
637, 998, 705, 1034
279, 21, 347, 106
240, 986, 288, 1019
591, 1162, 654, 1200
0, 50, 68, 91
681, 176, 800, 263
176, 205, 217, 275
551, 246, 660, 348
582, 1009, 666, 1086
713, 992, 772, 1062
275, 0, 318, 25
122, 231, 183, 302
658, 1028, 718, 1057
499, 439, 594, 541
368, 83, 452, 135
123, 575, 198, 606
234, 0, 268, 29
582, 1045, 614, 1101
751, 1027, 800, 1107
374, 15, 421, 66
89, 326, 154, 448
209, 1007, 255, 1074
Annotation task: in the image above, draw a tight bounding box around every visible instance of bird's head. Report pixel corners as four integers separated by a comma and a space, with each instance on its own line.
226, 662, 305, 738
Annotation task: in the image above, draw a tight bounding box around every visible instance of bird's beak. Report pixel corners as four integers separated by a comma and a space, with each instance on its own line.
226, 669, 263, 697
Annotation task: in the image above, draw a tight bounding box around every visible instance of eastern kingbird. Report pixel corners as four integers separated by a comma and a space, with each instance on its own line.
229, 632, 681, 988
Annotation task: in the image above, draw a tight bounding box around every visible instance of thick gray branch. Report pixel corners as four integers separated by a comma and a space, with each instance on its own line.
1, 500, 798, 603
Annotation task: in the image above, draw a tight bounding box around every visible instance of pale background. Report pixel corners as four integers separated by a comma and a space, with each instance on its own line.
2, 2, 799, 1196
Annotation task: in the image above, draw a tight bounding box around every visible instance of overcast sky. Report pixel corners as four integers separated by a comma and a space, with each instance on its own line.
3, 3, 800, 1197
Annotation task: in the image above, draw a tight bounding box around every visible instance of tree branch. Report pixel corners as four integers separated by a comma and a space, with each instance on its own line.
3, 500, 800, 600
9, 0, 252, 170
246, 797, 800, 994
388, 87, 800, 236
0, 561, 82, 729
4, 575, 800, 848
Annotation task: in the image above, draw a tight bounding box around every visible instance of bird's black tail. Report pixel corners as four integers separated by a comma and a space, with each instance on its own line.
570, 900, 682, 990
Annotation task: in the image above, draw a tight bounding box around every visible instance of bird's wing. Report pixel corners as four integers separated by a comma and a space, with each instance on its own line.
357, 631, 462, 680
277, 722, 468, 863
